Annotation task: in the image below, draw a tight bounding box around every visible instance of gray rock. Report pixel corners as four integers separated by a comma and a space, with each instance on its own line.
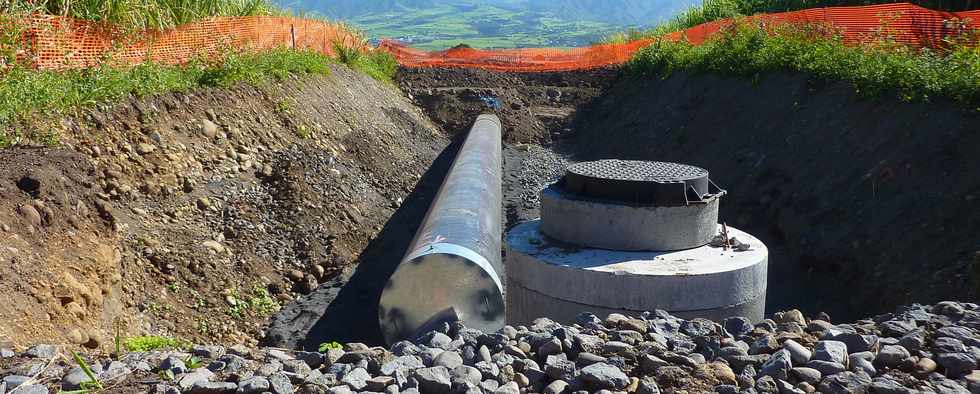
576, 352, 606, 367
817, 371, 871, 394
834, 333, 879, 353
217, 354, 247, 374
193, 345, 226, 359
0, 348, 14, 358
750, 335, 780, 355
579, 362, 629, 390
790, 367, 822, 384
480, 379, 500, 392
494, 381, 520, 394
327, 386, 353, 394
637, 376, 661, 394
725, 354, 770, 372
776, 378, 805, 394
450, 365, 482, 388
936, 337, 967, 353
413, 366, 452, 394
714, 385, 738, 394
937, 352, 977, 377
269, 373, 293, 394
24, 344, 58, 359
544, 379, 570, 394
601, 341, 632, 355
813, 341, 848, 365
850, 356, 876, 377
0, 381, 5, 394
381, 355, 423, 376
176, 369, 217, 392
188, 381, 238, 393
544, 355, 576, 381
425, 332, 453, 350
62, 365, 101, 390
870, 377, 915, 394
899, 330, 926, 352
806, 360, 846, 376
755, 375, 778, 392
12, 384, 47, 394
724, 317, 754, 337
2, 376, 29, 390
238, 376, 271, 393
103, 360, 132, 381
255, 361, 282, 377
475, 361, 500, 379
782, 340, 811, 365
161, 356, 188, 374
341, 367, 371, 390
284, 359, 312, 375
876, 345, 910, 367
760, 349, 792, 380
539, 337, 563, 357
432, 351, 463, 370
879, 320, 917, 337
365, 376, 394, 392
295, 351, 323, 368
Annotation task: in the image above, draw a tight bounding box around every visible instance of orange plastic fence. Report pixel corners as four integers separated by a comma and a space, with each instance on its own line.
386, 2, 980, 72
5, 3, 979, 72
10, 15, 364, 70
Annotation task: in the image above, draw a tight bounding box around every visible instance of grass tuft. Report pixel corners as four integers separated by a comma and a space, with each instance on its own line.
123, 336, 192, 352
629, 21, 980, 104
2, 0, 277, 32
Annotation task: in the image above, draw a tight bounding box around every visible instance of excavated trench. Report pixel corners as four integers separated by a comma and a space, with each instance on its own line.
265, 67, 980, 349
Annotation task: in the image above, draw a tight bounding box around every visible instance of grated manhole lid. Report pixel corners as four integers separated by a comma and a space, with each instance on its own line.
560, 160, 718, 205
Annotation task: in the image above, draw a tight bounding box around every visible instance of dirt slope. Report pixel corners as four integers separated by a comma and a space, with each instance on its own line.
0, 66, 446, 349
566, 71, 980, 321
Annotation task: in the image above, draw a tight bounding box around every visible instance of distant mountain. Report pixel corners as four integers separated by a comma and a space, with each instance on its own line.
277, 0, 696, 26
273, 0, 699, 49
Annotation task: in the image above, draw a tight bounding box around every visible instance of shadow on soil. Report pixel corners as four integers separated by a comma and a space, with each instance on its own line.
265, 137, 465, 350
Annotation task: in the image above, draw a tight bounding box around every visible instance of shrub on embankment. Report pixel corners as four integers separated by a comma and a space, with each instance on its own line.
1, 0, 276, 31
628, 22, 980, 105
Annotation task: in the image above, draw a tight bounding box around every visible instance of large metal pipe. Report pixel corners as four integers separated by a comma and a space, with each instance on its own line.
378, 114, 505, 344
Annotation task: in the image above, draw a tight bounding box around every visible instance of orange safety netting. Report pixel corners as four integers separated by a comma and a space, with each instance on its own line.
9, 15, 364, 70
4, 3, 979, 72
386, 2, 980, 72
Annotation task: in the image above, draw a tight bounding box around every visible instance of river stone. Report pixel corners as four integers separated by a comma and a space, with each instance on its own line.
189, 381, 238, 393
806, 360, 846, 376
937, 352, 977, 377
238, 376, 271, 394
433, 351, 463, 369
414, 366, 452, 394
877, 345, 911, 367
818, 371, 871, 394
791, 367, 822, 384
451, 365, 482, 388
813, 341, 848, 365
341, 367, 371, 390
759, 349, 792, 380
782, 340, 811, 365
580, 362, 629, 390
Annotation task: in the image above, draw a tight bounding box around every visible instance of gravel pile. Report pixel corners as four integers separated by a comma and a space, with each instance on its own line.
3, 302, 980, 393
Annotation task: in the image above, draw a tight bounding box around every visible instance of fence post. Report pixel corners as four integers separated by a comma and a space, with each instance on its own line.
291, 24, 296, 49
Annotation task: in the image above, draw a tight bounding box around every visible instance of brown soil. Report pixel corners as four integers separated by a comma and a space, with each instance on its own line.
0, 66, 446, 349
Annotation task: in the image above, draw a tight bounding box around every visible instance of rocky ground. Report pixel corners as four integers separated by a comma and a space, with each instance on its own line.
4, 303, 980, 393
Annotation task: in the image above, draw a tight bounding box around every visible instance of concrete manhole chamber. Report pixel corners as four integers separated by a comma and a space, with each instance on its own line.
506, 160, 769, 324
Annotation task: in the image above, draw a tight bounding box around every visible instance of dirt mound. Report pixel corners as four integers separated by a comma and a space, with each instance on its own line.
0, 66, 446, 348
566, 71, 980, 321
397, 67, 619, 144
0, 148, 124, 349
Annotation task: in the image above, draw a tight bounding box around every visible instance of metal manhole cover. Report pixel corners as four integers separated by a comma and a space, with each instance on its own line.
560, 160, 711, 205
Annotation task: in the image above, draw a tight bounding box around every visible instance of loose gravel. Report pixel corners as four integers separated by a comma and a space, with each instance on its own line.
3, 302, 980, 393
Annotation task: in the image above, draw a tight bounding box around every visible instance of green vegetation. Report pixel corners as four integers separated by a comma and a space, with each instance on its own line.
622, 0, 979, 40
629, 22, 980, 104
226, 284, 281, 318
2, 0, 276, 31
123, 335, 192, 352
0, 48, 333, 146
62, 352, 104, 393
185, 355, 204, 369
318, 341, 342, 352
